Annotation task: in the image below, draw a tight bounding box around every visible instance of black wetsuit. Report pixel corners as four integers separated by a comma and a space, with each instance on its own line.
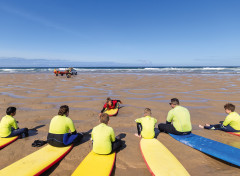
158, 121, 191, 135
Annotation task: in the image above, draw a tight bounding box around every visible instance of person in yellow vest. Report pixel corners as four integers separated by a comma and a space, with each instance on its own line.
135, 108, 157, 139
0, 107, 28, 138
47, 105, 83, 147
91, 113, 123, 154
199, 103, 240, 132
158, 98, 192, 135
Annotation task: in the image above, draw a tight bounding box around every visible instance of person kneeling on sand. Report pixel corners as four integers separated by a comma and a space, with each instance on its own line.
47, 105, 83, 147
134, 108, 157, 139
0, 107, 28, 138
99, 97, 122, 116
199, 103, 240, 132
92, 113, 123, 154
158, 98, 192, 135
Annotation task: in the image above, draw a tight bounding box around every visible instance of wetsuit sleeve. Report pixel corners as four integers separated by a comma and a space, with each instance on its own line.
154, 118, 157, 124
11, 119, 18, 129
67, 118, 76, 132
135, 118, 142, 123
91, 128, 94, 141
166, 109, 174, 123
223, 115, 232, 126
110, 128, 115, 142
100, 107, 106, 113
101, 103, 107, 113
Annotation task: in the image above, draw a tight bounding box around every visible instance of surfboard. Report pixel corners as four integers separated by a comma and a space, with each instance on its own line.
0, 136, 18, 149
170, 133, 240, 166
0, 144, 73, 176
227, 132, 240, 137
140, 138, 190, 176
71, 151, 116, 176
104, 103, 119, 116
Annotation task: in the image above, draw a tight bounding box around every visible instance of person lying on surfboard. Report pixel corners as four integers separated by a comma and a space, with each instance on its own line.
92, 113, 123, 154
0, 107, 29, 138
134, 108, 157, 139
199, 103, 240, 132
47, 105, 83, 147
99, 97, 122, 116
158, 98, 192, 135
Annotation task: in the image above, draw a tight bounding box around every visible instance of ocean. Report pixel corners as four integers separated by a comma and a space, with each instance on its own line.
0, 66, 240, 74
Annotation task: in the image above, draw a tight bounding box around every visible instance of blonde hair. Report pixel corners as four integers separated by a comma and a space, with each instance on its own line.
144, 108, 151, 116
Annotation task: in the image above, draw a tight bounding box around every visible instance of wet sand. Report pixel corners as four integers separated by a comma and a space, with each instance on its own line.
0, 73, 240, 176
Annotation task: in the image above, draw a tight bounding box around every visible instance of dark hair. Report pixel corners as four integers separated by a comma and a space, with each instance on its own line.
171, 98, 179, 105
144, 108, 151, 116
106, 97, 112, 103
6, 107, 17, 115
58, 105, 69, 116
224, 103, 235, 112
100, 113, 109, 124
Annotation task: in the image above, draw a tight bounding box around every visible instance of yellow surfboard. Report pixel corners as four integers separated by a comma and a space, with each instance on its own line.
104, 104, 119, 116
0, 136, 18, 149
71, 151, 116, 176
0, 144, 73, 176
140, 138, 190, 176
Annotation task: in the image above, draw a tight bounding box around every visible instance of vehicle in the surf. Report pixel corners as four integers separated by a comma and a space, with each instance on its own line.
54, 67, 77, 77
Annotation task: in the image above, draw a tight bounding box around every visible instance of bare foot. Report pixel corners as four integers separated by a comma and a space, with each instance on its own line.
199, 125, 204, 129
134, 133, 141, 138
205, 124, 210, 126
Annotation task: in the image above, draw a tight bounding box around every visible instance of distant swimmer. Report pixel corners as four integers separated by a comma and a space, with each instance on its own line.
0, 107, 29, 138
158, 98, 192, 135
135, 108, 157, 139
199, 103, 240, 132
99, 97, 122, 116
47, 105, 83, 147
91, 113, 123, 154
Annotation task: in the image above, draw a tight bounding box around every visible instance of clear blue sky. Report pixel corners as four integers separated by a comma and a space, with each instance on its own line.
0, 0, 240, 66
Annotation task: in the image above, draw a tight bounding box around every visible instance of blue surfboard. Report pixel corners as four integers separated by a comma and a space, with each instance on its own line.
170, 133, 240, 166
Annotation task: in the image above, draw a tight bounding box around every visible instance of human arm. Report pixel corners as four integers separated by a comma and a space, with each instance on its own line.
100, 103, 108, 113
154, 118, 157, 125
100, 107, 105, 113
67, 118, 77, 133
166, 110, 174, 123
110, 128, 115, 142
135, 118, 142, 124
117, 100, 122, 104
11, 118, 18, 130
223, 115, 231, 126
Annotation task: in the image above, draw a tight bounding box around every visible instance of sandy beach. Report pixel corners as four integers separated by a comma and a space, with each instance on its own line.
0, 73, 240, 176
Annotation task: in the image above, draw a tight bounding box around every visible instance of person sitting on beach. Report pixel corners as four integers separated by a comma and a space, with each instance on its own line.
99, 97, 122, 116
158, 98, 192, 135
135, 108, 157, 139
47, 105, 83, 147
91, 113, 122, 154
0, 107, 28, 138
199, 103, 240, 132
